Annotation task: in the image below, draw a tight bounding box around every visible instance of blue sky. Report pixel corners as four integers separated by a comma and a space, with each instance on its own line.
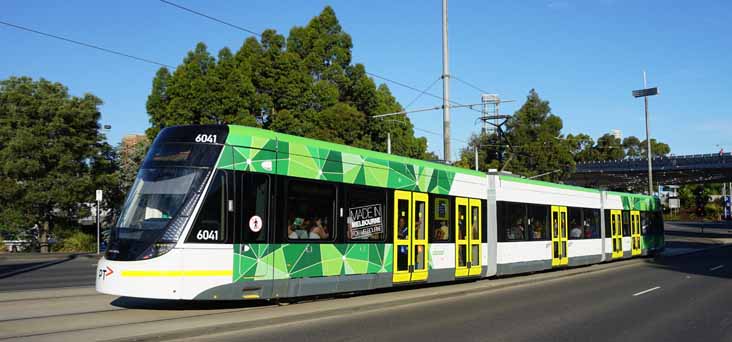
2, 0, 731, 158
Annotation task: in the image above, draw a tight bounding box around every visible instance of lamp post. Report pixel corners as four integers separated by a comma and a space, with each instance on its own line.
632, 72, 659, 196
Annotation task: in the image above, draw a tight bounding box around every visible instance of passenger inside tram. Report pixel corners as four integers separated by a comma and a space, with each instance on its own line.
532, 221, 543, 239
570, 220, 583, 238
508, 220, 524, 240
307, 217, 329, 239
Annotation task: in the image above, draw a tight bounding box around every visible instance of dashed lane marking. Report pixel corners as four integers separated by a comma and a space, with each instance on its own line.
633, 286, 661, 297
710, 265, 725, 271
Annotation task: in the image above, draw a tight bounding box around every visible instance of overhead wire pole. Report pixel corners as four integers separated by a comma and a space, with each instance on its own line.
441, 0, 451, 162
643, 71, 653, 196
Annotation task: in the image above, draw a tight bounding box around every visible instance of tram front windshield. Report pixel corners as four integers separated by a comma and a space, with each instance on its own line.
108, 141, 222, 260
116, 167, 206, 230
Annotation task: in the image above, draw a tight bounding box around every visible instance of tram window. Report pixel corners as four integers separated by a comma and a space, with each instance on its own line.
285, 180, 336, 242
604, 210, 612, 238
568, 207, 583, 240
526, 204, 548, 241
582, 208, 600, 238
429, 196, 452, 242
239, 173, 269, 243
345, 186, 386, 241
640, 212, 649, 235
498, 201, 526, 242
622, 211, 630, 237
186, 171, 229, 243
471, 205, 479, 240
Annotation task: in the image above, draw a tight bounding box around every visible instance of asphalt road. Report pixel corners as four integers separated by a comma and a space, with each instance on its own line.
195, 243, 732, 342
0, 254, 98, 291
0, 221, 730, 341
0, 220, 727, 292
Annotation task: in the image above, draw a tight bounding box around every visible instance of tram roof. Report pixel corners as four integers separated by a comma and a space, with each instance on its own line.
225, 124, 486, 177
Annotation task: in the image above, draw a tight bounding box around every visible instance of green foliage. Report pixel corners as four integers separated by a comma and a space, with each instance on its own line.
503, 90, 575, 181
145, 6, 429, 159
0, 77, 118, 251
705, 201, 722, 221
55, 230, 95, 252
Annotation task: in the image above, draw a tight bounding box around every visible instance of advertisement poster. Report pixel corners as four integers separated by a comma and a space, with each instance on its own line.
348, 204, 383, 239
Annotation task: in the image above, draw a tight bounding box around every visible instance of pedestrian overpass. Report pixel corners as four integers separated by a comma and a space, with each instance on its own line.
567, 152, 732, 189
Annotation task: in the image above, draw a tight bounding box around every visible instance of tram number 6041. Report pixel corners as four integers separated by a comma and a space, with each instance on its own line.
194, 134, 217, 144
196, 230, 219, 241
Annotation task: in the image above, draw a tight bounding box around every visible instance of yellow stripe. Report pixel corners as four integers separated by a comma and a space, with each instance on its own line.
242, 294, 260, 299
121, 270, 233, 277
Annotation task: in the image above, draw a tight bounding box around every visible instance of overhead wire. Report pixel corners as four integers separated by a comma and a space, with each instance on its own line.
157, 0, 261, 37
403, 77, 441, 110
0, 20, 174, 68
452, 75, 489, 95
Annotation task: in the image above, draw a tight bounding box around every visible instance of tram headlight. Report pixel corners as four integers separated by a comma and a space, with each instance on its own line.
141, 242, 176, 260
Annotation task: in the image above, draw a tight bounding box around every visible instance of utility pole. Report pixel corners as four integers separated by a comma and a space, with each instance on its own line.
95, 189, 103, 254
632, 71, 658, 196
441, 0, 451, 162
387, 132, 392, 154
643, 71, 653, 196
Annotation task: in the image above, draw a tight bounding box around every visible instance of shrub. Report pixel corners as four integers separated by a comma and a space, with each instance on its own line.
56, 231, 96, 252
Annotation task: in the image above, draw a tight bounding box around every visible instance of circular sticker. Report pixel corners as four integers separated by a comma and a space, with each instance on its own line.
249, 215, 263, 232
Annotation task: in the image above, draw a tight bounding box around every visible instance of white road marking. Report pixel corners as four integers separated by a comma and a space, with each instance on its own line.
633, 286, 661, 297
710, 265, 725, 271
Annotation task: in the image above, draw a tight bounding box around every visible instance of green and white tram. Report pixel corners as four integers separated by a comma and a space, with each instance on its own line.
96, 125, 664, 300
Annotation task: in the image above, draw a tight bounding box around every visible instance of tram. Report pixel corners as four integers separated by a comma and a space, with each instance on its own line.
96, 125, 664, 300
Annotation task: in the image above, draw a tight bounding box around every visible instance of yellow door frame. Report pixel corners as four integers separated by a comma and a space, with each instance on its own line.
468, 199, 483, 276
551, 206, 562, 267
455, 198, 469, 277
392, 190, 429, 283
559, 206, 569, 266
631, 210, 641, 256
611, 210, 623, 259
393, 190, 412, 283
411, 192, 429, 282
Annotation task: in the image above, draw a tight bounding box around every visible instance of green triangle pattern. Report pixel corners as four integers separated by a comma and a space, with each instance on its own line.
233, 243, 393, 282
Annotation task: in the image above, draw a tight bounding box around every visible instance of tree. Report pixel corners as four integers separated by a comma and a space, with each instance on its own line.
566, 133, 596, 163
502, 89, 575, 181
622, 136, 642, 158
455, 131, 502, 171
641, 138, 670, 157
145, 6, 430, 159
0, 77, 117, 252
594, 133, 624, 161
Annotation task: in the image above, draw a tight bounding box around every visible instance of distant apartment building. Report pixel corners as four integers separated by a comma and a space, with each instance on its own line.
120, 134, 148, 157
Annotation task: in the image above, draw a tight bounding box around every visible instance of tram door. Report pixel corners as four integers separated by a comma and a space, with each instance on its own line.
631, 211, 641, 256
455, 198, 482, 277
551, 206, 569, 267
393, 190, 429, 283
611, 210, 623, 259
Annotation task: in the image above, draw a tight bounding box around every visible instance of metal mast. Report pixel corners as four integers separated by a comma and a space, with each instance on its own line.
643, 71, 654, 196
441, 0, 451, 162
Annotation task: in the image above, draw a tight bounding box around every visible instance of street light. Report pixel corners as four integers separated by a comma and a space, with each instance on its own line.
632, 71, 659, 196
